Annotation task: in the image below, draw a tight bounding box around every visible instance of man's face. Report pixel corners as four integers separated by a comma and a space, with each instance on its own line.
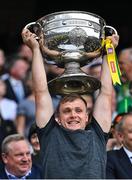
30, 133, 40, 152
58, 99, 88, 130
2, 140, 32, 177
11, 59, 29, 80
119, 49, 132, 81
121, 116, 132, 151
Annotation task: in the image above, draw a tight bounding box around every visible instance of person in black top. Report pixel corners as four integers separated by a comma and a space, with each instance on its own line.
21, 28, 119, 179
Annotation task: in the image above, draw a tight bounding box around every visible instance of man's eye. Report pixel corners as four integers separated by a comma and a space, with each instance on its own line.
63, 109, 70, 113
76, 109, 82, 112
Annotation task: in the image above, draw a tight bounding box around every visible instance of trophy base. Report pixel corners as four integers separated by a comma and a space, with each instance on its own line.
48, 73, 101, 95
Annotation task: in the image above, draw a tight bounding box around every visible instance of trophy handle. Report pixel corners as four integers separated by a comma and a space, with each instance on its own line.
105, 25, 118, 35
103, 25, 118, 38
24, 22, 42, 39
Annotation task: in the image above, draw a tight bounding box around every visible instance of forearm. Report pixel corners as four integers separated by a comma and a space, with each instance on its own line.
93, 55, 112, 132
32, 47, 54, 128
21, 29, 54, 128
100, 55, 113, 96
93, 35, 119, 132
32, 48, 48, 93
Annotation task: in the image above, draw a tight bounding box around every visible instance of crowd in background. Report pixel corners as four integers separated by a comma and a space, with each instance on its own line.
0, 39, 132, 178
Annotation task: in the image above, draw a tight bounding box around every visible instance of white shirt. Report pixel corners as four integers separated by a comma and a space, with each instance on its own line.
5, 168, 31, 179
0, 98, 17, 121
10, 77, 25, 101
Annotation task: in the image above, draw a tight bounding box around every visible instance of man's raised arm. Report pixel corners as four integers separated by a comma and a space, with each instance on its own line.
93, 34, 119, 133
21, 29, 54, 128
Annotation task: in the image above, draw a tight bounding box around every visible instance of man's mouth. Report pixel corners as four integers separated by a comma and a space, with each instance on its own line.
67, 120, 80, 125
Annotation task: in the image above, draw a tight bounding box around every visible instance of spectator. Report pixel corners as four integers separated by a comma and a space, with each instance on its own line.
16, 71, 35, 137
118, 47, 132, 82
3, 54, 30, 103
28, 123, 40, 165
116, 47, 132, 113
106, 113, 132, 179
0, 79, 17, 122
0, 78, 17, 148
0, 134, 42, 179
0, 48, 6, 76
21, 28, 119, 179
0, 114, 16, 162
17, 43, 33, 62
106, 113, 123, 151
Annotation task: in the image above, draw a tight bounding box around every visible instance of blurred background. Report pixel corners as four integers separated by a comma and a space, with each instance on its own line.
0, 0, 132, 55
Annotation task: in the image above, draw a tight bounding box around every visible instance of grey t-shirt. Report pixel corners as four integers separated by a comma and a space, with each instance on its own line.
37, 115, 108, 179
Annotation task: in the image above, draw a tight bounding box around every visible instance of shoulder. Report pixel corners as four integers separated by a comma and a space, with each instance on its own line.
107, 149, 122, 161
89, 116, 109, 139
30, 164, 43, 178
2, 98, 17, 107
0, 163, 8, 178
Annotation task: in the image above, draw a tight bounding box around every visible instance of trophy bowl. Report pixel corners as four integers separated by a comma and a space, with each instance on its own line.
24, 11, 117, 95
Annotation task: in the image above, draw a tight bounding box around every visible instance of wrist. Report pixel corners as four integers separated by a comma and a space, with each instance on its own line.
102, 49, 107, 57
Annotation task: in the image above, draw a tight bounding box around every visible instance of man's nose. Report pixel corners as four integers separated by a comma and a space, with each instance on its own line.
22, 154, 30, 161
35, 136, 39, 143
70, 110, 77, 117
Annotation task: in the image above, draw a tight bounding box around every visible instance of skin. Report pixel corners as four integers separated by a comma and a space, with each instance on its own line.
2, 140, 32, 177
10, 59, 29, 80
0, 49, 5, 67
30, 133, 40, 152
118, 48, 132, 81
16, 74, 35, 136
120, 115, 132, 151
57, 99, 88, 130
0, 79, 6, 98
18, 44, 33, 61
21, 29, 119, 133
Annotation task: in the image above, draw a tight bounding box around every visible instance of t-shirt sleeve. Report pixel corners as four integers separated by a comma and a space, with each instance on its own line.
90, 116, 109, 142
36, 114, 56, 141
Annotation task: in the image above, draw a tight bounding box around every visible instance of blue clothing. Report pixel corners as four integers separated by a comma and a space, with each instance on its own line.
106, 147, 132, 179
17, 98, 35, 137
0, 162, 42, 179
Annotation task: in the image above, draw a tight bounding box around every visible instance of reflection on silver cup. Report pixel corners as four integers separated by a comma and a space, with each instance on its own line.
24, 11, 117, 95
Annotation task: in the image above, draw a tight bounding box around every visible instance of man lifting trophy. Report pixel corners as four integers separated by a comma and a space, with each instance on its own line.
21, 11, 120, 179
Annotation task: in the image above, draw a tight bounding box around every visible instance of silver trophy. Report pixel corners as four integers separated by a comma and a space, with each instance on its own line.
24, 10, 117, 95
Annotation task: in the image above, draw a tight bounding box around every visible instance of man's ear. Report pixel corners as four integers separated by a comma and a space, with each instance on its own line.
55, 117, 58, 122
86, 113, 89, 121
2, 153, 8, 163
86, 113, 91, 125
55, 116, 61, 125
118, 132, 124, 141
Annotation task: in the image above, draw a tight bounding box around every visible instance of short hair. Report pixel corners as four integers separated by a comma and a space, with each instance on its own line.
55, 93, 88, 117
1, 134, 29, 154
5, 54, 30, 72
28, 123, 37, 142
115, 113, 132, 132
112, 113, 126, 129
118, 47, 132, 62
